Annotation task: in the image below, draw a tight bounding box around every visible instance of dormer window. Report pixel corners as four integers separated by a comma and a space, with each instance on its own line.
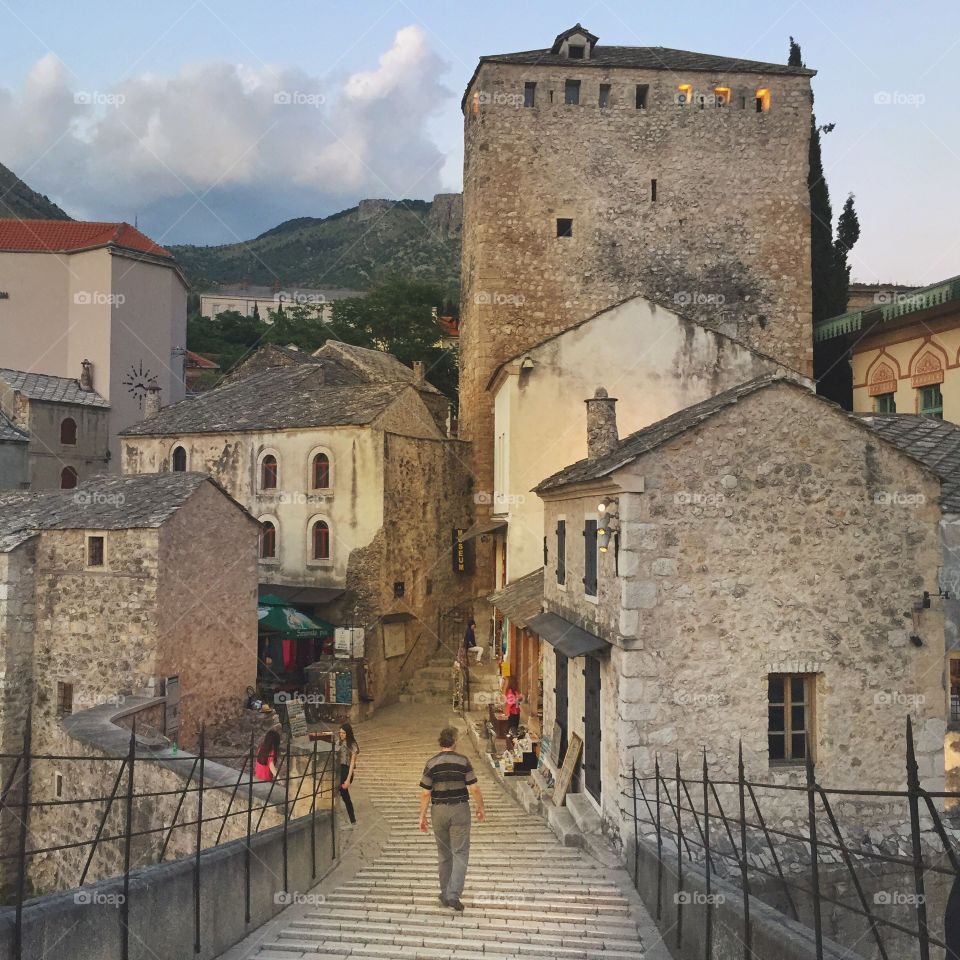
550, 24, 598, 60
568, 44, 585, 59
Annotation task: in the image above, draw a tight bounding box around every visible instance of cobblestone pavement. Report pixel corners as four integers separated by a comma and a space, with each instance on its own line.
220, 702, 665, 960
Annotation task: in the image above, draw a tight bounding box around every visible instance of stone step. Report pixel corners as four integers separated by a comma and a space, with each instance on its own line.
546, 805, 583, 848
566, 792, 602, 835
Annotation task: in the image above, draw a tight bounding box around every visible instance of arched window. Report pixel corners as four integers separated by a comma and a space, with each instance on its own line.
312, 520, 330, 561
171, 446, 187, 472
60, 417, 77, 445
259, 521, 277, 559
312, 452, 331, 489
60, 466, 78, 489
261, 454, 278, 490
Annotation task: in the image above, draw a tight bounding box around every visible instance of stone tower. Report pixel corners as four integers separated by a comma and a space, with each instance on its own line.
459, 24, 815, 504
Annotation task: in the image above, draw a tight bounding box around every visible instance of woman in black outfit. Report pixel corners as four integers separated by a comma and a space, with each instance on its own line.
338, 723, 359, 825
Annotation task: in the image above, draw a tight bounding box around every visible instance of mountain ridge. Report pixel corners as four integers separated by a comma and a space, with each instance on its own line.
0, 162, 71, 220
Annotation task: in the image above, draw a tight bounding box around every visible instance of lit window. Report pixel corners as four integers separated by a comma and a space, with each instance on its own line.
312, 520, 330, 561
261, 454, 278, 489
599, 84, 611, 108
920, 385, 943, 419
524, 82, 536, 108
60, 466, 78, 489
768, 674, 814, 762
471, 92, 479, 115
60, 417, 77, 445
756, 88, 771, 112
676, 84, 693, 106
312, 453, 331, 489
556, 218, 573, 238
875, 393, 896, 414
564, 80, 581, 105
87, 536, 104, 567
57, 682, 74, 717
714, 86, 731, 107
172, 446, 187, 471
259, 521, 277, 559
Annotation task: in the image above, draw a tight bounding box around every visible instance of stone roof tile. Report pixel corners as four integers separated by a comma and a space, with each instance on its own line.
0, 368, 109, 408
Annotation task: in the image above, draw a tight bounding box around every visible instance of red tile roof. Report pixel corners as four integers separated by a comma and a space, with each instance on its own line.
0, 220, 173, 258
437, 315, 460, 337
184, 350, 221, 370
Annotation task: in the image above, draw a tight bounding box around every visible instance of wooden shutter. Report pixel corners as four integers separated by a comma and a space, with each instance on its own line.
583, 519, 598, 596
556, 520, 566, 585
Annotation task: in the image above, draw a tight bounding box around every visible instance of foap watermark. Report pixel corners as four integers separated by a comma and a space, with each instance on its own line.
476, 90, 524, 109
874, 291, 927, 308
74, 890, 125, 907
274, 90, 326, 108
274, 891, 327, 906
474, 491, 525, 508
74, 91, 125, 107
874, 890, 925, 906
276, 491, 332, 506
672, 691, 727, 707
274, 692, 329, 706
674, 291, 726, 307
74, 291, 126, 306
874, 91, 925, 108
874, 491, 926, 507
675, 891, 725, 906
474, 290, 525, 307
75, 692, 126, 709
274, 291, 327, 307
73, 490, 126, 508
674, 491, 725, 507
874, 691, 926, 708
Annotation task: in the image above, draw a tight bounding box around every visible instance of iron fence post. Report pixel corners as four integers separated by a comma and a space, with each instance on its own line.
194, 724, 205, 954
245, 733, 253, 926
805, 740, 824, 960
632, 759, 639, 887
655, 754, 662, 921
676, 753, 683, 951
311, 738, 318, 880
14, 709, 32, 960
737, 742, 752, 960
330, 749, 336, 860
283, 733, 291, 894
121, 725, 136, 960
703, 750, 712, 960
906, 715, 930, 960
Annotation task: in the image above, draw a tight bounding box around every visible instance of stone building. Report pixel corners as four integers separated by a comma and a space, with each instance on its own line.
0, 411, 28, 489
532, 376, 947, 845
816, 272, 960, 421
0, 472, 259, 893
120, 343, 473, 709
0, 219, 188, 460
0, 367, 110, 490
459, 24, 816, 517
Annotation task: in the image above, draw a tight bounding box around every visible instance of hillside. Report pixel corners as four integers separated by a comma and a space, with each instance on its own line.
171, 194, 463, 296
0, 162, 70, 220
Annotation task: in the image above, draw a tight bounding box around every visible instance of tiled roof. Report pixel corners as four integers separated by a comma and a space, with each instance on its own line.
488, 569, 544, 628
315, 341, 442, 394
184, 350, 220, 371
0, 368, 109, 408
0, 410, 28, 443
0, 473, 217, 552
535, 376, 794, 493
856, 414, 960, 513
0, 219, 172, 258
121, 364, 407, 436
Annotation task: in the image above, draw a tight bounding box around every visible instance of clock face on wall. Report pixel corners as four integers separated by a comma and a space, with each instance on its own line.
122, 361, 156, 408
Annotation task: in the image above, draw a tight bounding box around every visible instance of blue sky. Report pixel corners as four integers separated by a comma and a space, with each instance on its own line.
0, 0, 956, 284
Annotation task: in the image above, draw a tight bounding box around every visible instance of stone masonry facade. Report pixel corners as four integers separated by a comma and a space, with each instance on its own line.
539, 383, 947, 854
460, 47, 815, 508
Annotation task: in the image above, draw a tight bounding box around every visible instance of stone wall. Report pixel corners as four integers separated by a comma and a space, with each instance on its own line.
0, 440, 27, 490
21, 400, 110, 490
460, 57, 814, 504
541, 382, 947, 847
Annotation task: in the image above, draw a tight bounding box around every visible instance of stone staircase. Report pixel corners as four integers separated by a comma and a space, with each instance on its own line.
400, 655, 501, 712
242, 704, 655, 960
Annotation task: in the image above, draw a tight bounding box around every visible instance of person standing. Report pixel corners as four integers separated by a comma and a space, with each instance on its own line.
463, 618, 484, 664
254, 727, 282, 782
418, 726, 485, 911
504, 675, 522, 733
338, 723, 359, 825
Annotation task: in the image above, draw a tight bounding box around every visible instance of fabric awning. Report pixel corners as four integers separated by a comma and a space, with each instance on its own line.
259, 583, 344, 605
527, 612, 610, 659
257, 594, 334, 637
460, 519, 507, 541
488, 569, 544, 629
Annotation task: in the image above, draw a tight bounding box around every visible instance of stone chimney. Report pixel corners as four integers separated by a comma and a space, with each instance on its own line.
144, 382, 162, 419
412, 361, 426, 386
585, 387, 619, 459
79, 359, 94, 392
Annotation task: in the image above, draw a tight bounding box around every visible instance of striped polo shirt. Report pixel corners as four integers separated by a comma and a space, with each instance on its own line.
419, 750, 477, 805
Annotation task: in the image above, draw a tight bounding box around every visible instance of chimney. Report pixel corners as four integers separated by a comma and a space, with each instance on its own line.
585, 387, 619, 459
412, 361, 425, 386
144, 382, 162, 419
79, 359, 94, 391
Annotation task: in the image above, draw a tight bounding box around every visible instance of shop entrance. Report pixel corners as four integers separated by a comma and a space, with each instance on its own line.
584, 656, 601, 802
555, 650, 569, 763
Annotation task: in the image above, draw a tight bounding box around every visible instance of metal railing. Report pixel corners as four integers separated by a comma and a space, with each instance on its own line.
0, 719, 337, 960
626, 716, 959, 960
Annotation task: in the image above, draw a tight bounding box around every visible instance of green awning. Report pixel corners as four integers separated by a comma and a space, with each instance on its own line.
257, 594, 334, 637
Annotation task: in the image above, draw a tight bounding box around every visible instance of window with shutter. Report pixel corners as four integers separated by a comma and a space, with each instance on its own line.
583, 519, 598, 596
556, 520, 566, 585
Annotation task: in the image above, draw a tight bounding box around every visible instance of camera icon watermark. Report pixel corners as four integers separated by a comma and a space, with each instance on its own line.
874, 691, 925, 708
874, 890, 925, 906
74, 91, 125, 107
675, 891, 725, 905
274, 891, 327, 906
874, 491, 926, 507
274, 91, 326, 108
674, 291, 726, 307
474, 290, 525, 307
74, 890, 125, 907
476, 90, 524, 109
874, 91, 925, 108
74, 291, 126, 306
73, 490, 126, 508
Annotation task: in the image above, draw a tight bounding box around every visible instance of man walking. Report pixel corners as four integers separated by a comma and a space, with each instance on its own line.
418, 726, 485, 911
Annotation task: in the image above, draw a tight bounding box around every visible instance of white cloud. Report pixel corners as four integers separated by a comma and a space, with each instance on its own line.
0, 27, 454, 241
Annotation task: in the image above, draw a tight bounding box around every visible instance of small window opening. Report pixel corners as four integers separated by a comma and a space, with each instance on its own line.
677, 83, 693, 106
650, 179, 658, 202
875, 393, 896, 414
756, 88, 771, 112
60, 466, 78, 490
599, 84, 611, 108
57, 682, 74, 717
635, 84, 649, 109
568, 44, 585, 59
564, 79, 581, 105
556, 218, 573, 238
261, 454, 278, 489
172, 446, 187, 472
259, 521, 276, 559
920, 385, 944, 419
393, 581, 405, 599
87, 536, 104, 567
768, 673, 814, 762
55, 772, 63, 798
60, 417, 77, 445
714, 86, 731, 107
524, 82, 536, 108
312, 520, 330, 561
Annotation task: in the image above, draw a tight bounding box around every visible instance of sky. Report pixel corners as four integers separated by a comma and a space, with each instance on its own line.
0, 0, 956, 284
